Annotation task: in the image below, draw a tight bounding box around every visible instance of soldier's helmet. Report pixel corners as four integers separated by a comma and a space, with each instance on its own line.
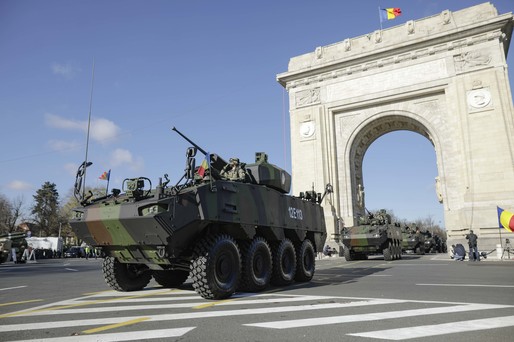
229, 158, 240, 164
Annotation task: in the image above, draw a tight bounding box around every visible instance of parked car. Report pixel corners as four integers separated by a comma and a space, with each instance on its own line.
64, 246, 82, 258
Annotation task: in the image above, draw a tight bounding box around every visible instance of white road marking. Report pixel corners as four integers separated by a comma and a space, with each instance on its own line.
65, 268, 78, 272
244, 303, 512, 329
5, 327, 195, 342
0, 299, 405, 332
348, 315, 514, 340
14, 295, 364, 316
0, 286, 27, 291
417, 283, 514, 288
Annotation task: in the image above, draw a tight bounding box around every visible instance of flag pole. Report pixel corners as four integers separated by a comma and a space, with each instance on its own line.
378, 6, 383, 30
82, 58, 95, 199
105, 170, 111, 196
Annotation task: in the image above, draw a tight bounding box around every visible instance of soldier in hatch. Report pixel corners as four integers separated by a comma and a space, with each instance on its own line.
220, 157, 246, 181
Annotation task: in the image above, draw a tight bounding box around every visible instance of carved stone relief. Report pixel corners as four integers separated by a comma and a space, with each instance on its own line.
454, 50, 491, 73
295, 88, 320, 108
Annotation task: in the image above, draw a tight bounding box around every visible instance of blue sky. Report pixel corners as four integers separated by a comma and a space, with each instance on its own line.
1, 0, 512, 227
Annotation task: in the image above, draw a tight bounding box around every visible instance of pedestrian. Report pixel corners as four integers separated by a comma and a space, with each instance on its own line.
466, 230, 479, 261
323, 245, 335, 257
451, 244, 466, 261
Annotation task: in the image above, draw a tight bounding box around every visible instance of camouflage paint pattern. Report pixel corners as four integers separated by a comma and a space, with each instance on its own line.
70, 179, 326, 265
340, 224, 402, 254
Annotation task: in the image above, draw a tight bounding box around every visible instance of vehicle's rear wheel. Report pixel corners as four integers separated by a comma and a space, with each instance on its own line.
102, 256, 151, 291
295, 239, 315, 282
153, 270, 189, 288
239, 237, 272, 292
190, 234, 241, 299
270, 239, 296, 286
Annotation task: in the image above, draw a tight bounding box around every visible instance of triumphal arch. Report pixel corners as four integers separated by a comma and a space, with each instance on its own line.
277, 3, 514, 255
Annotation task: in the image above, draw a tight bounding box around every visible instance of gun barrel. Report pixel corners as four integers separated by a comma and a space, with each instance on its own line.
172, 127, 208, 155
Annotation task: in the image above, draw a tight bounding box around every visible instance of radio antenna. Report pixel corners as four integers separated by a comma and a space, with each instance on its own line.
82, 58, 96, 199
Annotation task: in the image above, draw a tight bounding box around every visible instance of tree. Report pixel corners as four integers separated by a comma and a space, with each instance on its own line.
31, 182, 61, 236
0, 194, 25, 234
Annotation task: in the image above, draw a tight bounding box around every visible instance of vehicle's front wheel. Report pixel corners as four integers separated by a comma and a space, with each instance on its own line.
383, 241, 393, 261
191, 234, 241, 299
344, 247, 353, 261
102, 256, 151, 291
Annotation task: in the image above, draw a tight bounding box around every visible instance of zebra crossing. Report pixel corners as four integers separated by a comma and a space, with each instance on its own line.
1, 288, 513, 341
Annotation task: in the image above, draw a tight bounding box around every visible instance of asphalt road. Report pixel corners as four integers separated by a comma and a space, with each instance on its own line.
1, 254, 513, 341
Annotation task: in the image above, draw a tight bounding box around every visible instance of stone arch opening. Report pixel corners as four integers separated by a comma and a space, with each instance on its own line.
346, 112, 441, 221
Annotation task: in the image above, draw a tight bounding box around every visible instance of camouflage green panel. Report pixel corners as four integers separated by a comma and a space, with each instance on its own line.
70, 198, 173, 248
342, 224, 401, 250
195, 180, 325, 233
245, 163, 291, 194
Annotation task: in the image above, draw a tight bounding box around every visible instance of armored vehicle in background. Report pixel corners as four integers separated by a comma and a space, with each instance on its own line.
401, 226, 425, 255
422, 231, 443, 253
0, 232, 28, 264
339, 209, 402, 261
69, 127, 330, 300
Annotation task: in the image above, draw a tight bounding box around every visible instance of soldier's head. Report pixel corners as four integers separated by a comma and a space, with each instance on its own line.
229, 157, 239, 165
470, 230, 473, 234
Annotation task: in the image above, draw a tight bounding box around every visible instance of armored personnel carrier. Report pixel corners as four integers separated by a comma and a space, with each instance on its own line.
401, 226, 425, 255
339, 209, 402, 261
69, 127, 330, 300
0, 232, 28, 264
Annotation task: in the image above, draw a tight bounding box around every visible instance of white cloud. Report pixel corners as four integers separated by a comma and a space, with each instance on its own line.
48, 139, 81, 152
52, 62, 80, 79
7, 180, 32, 191
64, 163, 78, 176
45, 113, 82, 130
90, 118, 121, 142
111, 148, 133, 166
44, 113, 121, 144
111, 148, 144, 171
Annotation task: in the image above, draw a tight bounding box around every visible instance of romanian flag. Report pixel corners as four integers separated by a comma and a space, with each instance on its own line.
197, 153, 210, 177
380, 7, 402, 21
99, 169, 111, 181
497, 206, 514, 232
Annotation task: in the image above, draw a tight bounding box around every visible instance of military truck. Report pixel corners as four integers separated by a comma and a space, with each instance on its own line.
401, 226, 425, 255
0, 232, 28, 264
339, 209, 402, 261
69, 127, 330, 300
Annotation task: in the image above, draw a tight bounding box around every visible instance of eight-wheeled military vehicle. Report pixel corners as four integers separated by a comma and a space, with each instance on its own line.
0, 232, 28, 264
69, 127, 330, 299
401, 226, 425, 255
339, 209, 402, 261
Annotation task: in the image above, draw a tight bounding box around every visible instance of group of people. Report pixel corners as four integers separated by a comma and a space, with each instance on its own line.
451, 229, 481, 261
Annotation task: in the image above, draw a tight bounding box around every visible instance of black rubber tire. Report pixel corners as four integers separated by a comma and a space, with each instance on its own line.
383, 241, 393, 261
239, 237, 272, 292
344, 248, 353, 261
102, 256, 151, 291
270, 239, 296, 286
295, 239, 315, 282
153, 270, 189, 288
190, 234, 241, 300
